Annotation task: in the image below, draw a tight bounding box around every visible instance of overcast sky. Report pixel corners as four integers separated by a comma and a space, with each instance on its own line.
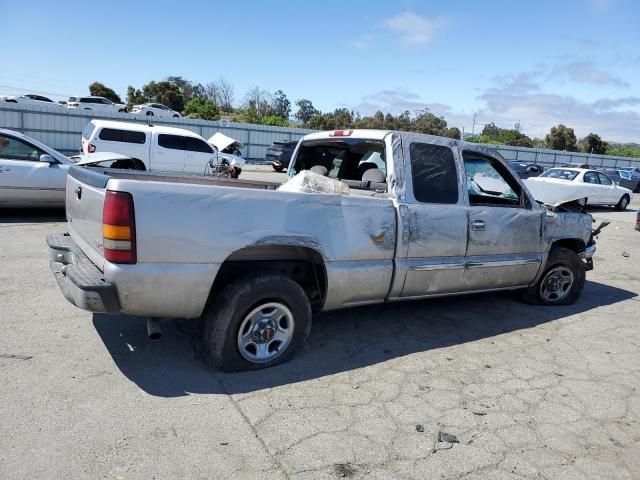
1, 0, 638, 141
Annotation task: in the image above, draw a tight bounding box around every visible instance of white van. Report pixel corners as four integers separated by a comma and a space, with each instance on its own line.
81, 120, 241, 177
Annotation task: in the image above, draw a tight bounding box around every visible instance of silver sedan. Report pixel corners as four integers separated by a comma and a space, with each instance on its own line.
0, 128, 136, 208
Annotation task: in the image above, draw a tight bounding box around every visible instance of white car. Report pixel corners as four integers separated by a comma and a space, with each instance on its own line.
526, 167, 633, 210
1, 94, 64, 111
81, 120, 234, 175
208, 132, 246, 175
66, 96, 127, 114
131, 103, 181, 118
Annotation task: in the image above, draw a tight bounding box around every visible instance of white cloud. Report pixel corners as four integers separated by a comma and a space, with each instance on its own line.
384, 12, 447, 46
352, 79, 640, 142
350, 34, 372, 49
551, 60, 628, 87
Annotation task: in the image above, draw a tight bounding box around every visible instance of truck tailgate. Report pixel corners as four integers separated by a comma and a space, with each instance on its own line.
65, 167, 108, 271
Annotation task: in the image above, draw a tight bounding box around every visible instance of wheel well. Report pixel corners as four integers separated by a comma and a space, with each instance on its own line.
210, 245, 327, 308
551, 238, 586, 254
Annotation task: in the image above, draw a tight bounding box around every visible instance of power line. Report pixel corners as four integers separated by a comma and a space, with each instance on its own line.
0, 84, 69, 98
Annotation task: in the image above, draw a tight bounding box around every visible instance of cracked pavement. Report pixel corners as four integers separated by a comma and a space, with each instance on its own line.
1, 177, 639, 479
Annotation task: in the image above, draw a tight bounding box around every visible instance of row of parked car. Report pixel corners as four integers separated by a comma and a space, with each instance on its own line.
1, 93, 182, 118
0, 120, 248, 207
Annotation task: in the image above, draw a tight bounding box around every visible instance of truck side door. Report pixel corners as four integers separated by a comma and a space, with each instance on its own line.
462, 152, 543, 290
183, 137, 215, 175
398, 141, 469, 298
155, 134, 186, 173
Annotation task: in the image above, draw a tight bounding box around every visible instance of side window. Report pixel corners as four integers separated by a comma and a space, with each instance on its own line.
183, 137, 213, 153
619, 171, 631, 180
410, 143, 458, 204
597, 172, 613, 185
463, 154, 524, 207
158, 134, 184, 150
583, 172, 600, 184
0, 134, 45, 161
99, 128, 146, 144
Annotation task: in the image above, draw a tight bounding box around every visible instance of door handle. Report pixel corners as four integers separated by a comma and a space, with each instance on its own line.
471, 220, 486, 231
75, 186, 82, 199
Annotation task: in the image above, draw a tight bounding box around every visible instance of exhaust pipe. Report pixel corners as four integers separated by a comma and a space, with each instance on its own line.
146, 318, 162, 341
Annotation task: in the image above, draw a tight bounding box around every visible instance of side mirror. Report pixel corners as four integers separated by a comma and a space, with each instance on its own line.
526, 166, 537, 173
40, 154, 57, 165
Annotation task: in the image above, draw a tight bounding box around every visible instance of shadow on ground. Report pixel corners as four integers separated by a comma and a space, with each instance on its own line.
0, 208, 65, 224
93, 280, 636, 397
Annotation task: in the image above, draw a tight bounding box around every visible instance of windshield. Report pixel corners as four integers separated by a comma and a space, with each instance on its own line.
540, 168, 579, 181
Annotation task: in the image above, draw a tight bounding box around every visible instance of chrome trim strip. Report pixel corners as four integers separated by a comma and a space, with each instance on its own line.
465, 258, 540, 268
0, 186, 65, 191
409, 258, 540, 271
409, 262, 465, 271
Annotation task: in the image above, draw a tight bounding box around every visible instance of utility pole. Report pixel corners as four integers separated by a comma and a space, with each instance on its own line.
471, 113, 477, 137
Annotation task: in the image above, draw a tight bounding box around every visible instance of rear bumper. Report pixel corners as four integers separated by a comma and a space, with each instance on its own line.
47, 233, 120, 314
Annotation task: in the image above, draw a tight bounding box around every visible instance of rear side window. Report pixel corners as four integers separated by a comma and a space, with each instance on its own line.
99, 128, 146, 144
183, 137, 213, 153
410, 143, 459, 204
158, 134, 184, 150
597, 172, 613, 185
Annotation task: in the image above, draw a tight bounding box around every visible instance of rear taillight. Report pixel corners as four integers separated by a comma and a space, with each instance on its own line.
87, 143, 96, 153
103, 191, 136, 264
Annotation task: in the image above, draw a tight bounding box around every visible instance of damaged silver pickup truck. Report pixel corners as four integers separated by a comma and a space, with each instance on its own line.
48, 129, 598, 371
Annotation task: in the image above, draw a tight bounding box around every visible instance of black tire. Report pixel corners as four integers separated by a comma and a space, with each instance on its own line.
615, 194, 630, 211
173, 114, 179, 118
634, 182, 640, 194
146, 111, 154, 116
202, 274, 312, 372
522, 247, 585, 305
273, 165, 284, 172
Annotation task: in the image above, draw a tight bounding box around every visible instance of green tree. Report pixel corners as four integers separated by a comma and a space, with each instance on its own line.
444, 127, 461, 139
183, 97, 220, 120
89, 82, 122, 103
545, 124, 578, 151
580, 133, 608, 154
294, 99, 319, 126
412, 109, 448, 135
142, 81, 185, 112
272, 90, 291, 119
125, 85, 145, 110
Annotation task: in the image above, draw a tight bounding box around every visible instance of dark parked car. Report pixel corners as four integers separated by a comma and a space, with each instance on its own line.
265, 140, 298, 172
508, 161, 544, 179
636, 210, 640, 232
601, 169, 640, 193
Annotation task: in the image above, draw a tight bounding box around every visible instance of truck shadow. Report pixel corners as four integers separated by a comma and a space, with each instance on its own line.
92, 280, 636, 397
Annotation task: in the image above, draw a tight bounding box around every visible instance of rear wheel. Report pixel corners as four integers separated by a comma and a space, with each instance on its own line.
173, 114, 179, 118
272, 165, 284, 172
522, 247, 585, 305
146, 111, 154, 116
615, 194, 630, 211
202, 274, 312, 371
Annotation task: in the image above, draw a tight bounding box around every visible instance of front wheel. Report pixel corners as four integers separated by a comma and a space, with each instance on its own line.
615, 194, 630, 211
202, 274, 312, 371
522, 247, 585, 305
272, 165, 284, 172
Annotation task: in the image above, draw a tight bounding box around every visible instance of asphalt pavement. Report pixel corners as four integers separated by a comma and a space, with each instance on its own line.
1, 169, 639, 479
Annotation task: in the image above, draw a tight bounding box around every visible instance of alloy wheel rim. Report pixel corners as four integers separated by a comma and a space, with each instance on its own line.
540, 266, 574, 302
237, 302, 295, 363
